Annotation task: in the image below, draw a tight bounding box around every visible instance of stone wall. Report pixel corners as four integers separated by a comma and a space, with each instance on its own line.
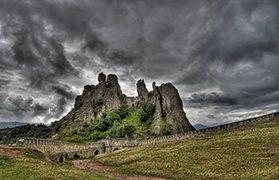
17, 112, 278, 160
137, 112, 278, 146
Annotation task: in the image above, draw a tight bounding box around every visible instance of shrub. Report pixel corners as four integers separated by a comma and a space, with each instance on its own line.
107, 110, 121, 122
62, 134, 86, 143
160, 120, 173, 135
90, 117, 112, 132
117, 104, 130, 119
91, 98, 104, 117
116, 123, 135, 138
139, 102, 155, 126
148, 90, 155, 97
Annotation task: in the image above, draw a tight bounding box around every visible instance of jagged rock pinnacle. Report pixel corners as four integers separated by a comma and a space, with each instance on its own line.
107, 74, 119, 85
98, 72, 106, 83
137, 79, 148, 99
58, 73, 194, 137
152, 82, 156, 90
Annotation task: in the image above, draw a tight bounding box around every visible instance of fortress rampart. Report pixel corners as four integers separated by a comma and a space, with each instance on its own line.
17, 112, 278, 161
137, 112, 278, 146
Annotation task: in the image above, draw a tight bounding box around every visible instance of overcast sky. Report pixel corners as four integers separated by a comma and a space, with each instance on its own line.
0, 0, 278, 126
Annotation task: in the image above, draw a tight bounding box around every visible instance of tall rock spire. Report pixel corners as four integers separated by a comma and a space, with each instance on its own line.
136, 79, 148, 100
98, 72, 106, 84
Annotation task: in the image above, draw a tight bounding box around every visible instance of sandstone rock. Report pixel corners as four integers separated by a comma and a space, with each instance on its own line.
98, 72, 106, 83
159, 83, 194, 132
56, 73, 194, 137
152, 82, 156, 90
137, 79, 148, 100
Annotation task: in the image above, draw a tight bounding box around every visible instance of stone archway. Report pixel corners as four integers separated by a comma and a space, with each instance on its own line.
94, 150, 100, 156
74, 153, 80, 159
59, 156, 64, 162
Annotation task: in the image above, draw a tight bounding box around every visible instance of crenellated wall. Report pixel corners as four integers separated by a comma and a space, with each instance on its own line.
17, 112, 278, 161
137, 112, 278, 146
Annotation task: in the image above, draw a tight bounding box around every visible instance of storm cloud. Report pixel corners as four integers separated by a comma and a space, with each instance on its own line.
0, 0, 278, 125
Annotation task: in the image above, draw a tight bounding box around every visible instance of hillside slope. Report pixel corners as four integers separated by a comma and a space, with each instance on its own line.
0, 145, 110, 179
0, 124, 51, 144
96, 117, 279, 179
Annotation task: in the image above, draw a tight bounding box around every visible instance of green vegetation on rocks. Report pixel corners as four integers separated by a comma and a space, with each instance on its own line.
62, 103, 156, 143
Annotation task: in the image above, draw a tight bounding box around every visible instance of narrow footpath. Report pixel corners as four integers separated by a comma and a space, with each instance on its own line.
72, 159, 168, 180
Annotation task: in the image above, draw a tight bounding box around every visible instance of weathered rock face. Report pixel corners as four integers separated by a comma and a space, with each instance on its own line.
57, 73, 194, 136
98, 72, 106, 83
150, 82, 194, 134
57, 73, 124, 135
159, 83, 194, 132
137, 79, 148, 100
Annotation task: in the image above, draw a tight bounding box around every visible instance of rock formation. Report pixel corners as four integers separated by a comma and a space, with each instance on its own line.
55, 73, 194, 136
137, 79, 148, 100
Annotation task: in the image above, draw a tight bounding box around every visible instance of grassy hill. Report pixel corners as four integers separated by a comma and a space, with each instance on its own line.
96, 117, 279, 179
0, 145, 111, 180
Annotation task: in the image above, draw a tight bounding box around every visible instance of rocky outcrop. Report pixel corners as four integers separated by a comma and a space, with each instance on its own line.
159, 83, 194, 132
57, 73, 124, 135
150, 82, 194, 134
56, 73, 194, 136
137, 79, 148, 100
98, 72, 106, 83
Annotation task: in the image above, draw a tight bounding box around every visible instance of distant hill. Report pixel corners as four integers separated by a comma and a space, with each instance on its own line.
0, 124, 52, 144
194, 123, 208, 130
0, 122, 28, 130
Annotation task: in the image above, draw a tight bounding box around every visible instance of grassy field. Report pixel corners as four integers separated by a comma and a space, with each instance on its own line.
96, 117, 279, 179
0, 146, 111, 180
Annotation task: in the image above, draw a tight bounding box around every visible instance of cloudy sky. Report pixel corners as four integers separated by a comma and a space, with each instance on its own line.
0, 0, 278, 126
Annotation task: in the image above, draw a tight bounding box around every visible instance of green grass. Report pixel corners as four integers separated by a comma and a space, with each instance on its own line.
0, 146, 111, 180
96, 118, 279, 179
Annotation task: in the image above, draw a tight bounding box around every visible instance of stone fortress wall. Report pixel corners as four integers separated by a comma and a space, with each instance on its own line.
18, 112, 278, 161
138, 112, 278, 146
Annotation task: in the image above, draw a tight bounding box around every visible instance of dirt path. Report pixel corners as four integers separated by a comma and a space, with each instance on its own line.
72, 160, 167, 180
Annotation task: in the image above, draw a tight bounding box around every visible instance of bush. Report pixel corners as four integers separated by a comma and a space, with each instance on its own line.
148, 90, 155, 97
90, 117, 112, 132
107, 110, 121, 122
116, 124, 135, 138
160, 120, 173, 135
117, 104, 130, 119
139, 103, 155, 126
91, 98, 104, 117
89, 131, 108, 141
62, 134, 86, 143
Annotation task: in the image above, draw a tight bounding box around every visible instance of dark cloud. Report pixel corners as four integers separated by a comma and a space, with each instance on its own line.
52, 98, 67, 118
187, 92, 237, 107
0, 79, 10, 88
0, 96, 48, 122
0, 0, 278, 124
51, 85, 76, 100
206, 114, 215, 119
32, 103, 49, 117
